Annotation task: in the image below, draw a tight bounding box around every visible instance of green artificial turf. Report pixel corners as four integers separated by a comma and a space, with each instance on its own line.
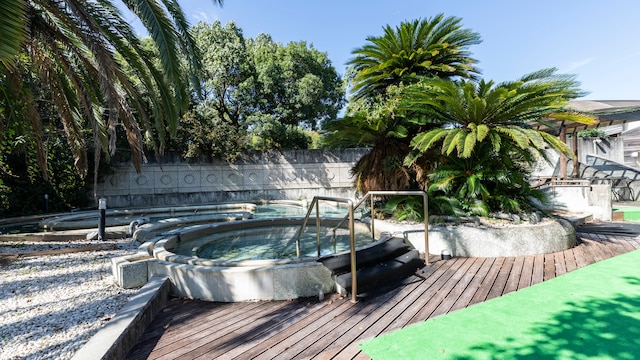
359, 249, 640, 360
620, 208, 640, 222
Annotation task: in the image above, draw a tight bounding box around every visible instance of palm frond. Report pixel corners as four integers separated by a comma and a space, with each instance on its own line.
0, 0, 27, 68
347, 14, 481, 101
462, 129, 476, 158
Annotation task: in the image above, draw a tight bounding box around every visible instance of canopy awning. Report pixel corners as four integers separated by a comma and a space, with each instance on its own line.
534, 100, 640, 135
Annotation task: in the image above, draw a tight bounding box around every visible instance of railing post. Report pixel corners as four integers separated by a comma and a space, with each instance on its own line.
98, 198, 107, 241
348, 199, 357, 303
423, 193, 429, 265
370, 195, 375, 242
316, 200, 321, 257
297, 198, 318, 258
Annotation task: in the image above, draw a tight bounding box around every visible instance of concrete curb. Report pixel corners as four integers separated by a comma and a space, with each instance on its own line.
375, 217, 579, 258
71, 276, 170, 360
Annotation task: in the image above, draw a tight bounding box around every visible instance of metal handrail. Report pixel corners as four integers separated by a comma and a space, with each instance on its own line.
296, 191, 429, 303
331, 190, 429, 265
296, 196, 357, 302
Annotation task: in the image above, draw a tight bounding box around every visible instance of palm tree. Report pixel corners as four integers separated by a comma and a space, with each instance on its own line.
347, 14, 481, 101
402, 68, 597, 215
0, 0, 222, 185
323, 86, 405, 188
328, 15, 481, 193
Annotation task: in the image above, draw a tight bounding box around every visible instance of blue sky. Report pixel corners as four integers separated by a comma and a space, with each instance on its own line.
126, 0, 640, 100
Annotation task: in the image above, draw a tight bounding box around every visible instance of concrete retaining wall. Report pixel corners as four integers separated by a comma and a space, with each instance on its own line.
96, 149, 369, 208
375, 218, 576, 258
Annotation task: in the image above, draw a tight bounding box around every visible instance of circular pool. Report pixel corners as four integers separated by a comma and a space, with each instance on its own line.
144, 218, 377, 302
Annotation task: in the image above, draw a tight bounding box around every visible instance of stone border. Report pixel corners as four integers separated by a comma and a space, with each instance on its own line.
71, 276, 170, 360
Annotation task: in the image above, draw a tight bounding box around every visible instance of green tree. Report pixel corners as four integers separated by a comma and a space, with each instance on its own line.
326, 15, 481, 193
324, 87, 417, 192
0, 0, 222, 182
347, 14, 481, 101
177, 21, 257, 160
180, 24, 344, 157
193, 21, 258, 128
249, 117, 312, 150
250, 35, 345, 130
403, 69, 597, 215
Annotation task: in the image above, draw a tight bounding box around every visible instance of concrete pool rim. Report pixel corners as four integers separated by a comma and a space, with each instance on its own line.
136, 217, 375, 302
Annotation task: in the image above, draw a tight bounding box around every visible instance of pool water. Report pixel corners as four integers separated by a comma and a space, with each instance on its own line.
170, 224, 374, 261
253, 204, 351, 219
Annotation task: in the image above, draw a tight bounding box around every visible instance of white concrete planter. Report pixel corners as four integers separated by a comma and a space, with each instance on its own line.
376, 218, 576, 258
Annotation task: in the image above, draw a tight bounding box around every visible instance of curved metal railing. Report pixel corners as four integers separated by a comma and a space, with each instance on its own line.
295, 191, 428, 303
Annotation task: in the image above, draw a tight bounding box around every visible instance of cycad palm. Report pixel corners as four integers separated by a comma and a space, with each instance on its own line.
403, 69, 597, 215
332, 15, 481, 193
405, 69, 596, 164
0, 0, 222, 181
347, 14, 481, 101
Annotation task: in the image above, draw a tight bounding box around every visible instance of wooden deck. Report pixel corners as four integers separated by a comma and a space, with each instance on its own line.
125, 229, 640, 360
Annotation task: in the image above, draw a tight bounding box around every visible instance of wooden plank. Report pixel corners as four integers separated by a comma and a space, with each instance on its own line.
152, 300, 258, 340
330, 260, 467, 357
288, 279, 420, 359
0, 243, 116, 260
182, 298, 329, 360
614, 236, 636, 252
264, 267, 447, 360
344, 260, 451, 334
273, 299, 367, 360
533, 253, 546, 284
336, 258, 495, 360
517, 255, 534, 290
352, 351, 372, 360
149, 300, 294, 359
609, 236, 636, 255
232, 298, 356, 360
147, 300, 276, 355
594, 234, 619, 259
288, 301, 384, 359
433, 257, 487, 316
450, 257, 495, 310
503, 256, 525, 295
314, 258, 470, 360
310, 346, 342, 360
406, 257, 477, 325
563, 247, 578, 273
309, 293, 419, 359
352, 259, 458, 337
553, 251, 567, 277
586, 239, 611, 263
486, 257, 514, 300
624, 236, 640, 249
468, 257, 504, 305
574, 240, 595, 268
127, 300, 236, 359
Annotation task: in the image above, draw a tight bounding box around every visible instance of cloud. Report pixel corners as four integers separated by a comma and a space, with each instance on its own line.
561, 58, 594, 73
191, 9, 214, 23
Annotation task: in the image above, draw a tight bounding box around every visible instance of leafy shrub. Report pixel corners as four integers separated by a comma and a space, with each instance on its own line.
577, 128, 608, 139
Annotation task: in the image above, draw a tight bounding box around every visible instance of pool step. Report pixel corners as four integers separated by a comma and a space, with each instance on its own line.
334, 250, 424, 297
318, 237, 425, 298
319, 237, 412, 274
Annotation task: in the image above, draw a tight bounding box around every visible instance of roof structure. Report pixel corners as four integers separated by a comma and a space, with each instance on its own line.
535, 100, 640, 135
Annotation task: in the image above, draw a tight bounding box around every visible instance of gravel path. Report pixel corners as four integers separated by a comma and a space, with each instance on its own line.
0, 238, 139, 360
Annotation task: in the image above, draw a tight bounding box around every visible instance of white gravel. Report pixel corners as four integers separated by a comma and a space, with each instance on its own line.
0, 238, 139, 360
